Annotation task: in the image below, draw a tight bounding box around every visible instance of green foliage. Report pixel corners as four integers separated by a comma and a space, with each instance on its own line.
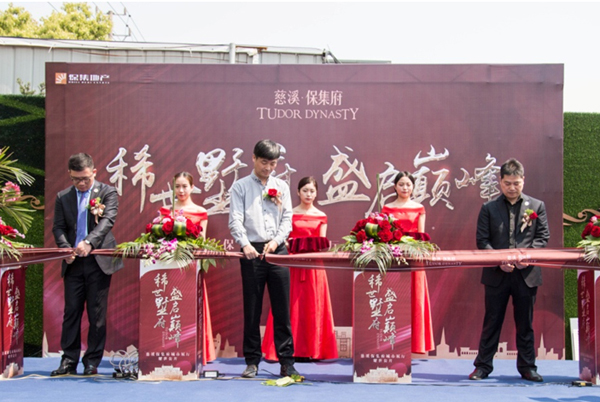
578, 237, 600, 264
0, 147, 35, 239
117, 233, 226, 272
0, 3, 38, 37
334, 234, 438, 276
0, 147, 34, 187
0, 95, 45, 195
37, 3, 112, 40
16, 78, 45, 96
0, 2, 112, 40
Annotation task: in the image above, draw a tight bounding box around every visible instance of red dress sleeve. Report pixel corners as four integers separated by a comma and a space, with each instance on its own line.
184, 211, 208, 225
288, 214, 329, 253
381, 205, 429, 240
160, 206, 207, 225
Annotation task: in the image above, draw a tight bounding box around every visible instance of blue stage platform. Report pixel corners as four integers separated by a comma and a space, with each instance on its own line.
2, 357, 594, 402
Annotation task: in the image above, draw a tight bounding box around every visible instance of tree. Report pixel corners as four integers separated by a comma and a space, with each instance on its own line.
37, 3, 112, 40
0, 2, 112, 40
0, 3, 39, 38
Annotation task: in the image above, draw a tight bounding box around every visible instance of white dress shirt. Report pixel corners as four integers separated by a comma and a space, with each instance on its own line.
228, 171, 292, 248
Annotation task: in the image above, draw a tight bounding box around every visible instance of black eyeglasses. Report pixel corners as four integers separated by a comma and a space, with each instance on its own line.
70, 175, 93, 183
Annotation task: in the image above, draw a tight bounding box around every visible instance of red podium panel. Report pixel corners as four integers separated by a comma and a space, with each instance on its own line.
138, 261, 203, 381
0, 266, 25, 379
578, 269, 600, 383
353, 271, 411, 383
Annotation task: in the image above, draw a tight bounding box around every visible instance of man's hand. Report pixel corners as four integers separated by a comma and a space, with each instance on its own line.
262, 240, 277, 256
242, 244, 260, 260
515, 262, 529, 270
65, 253, 76, 264
500, 264, 515, 273
75, 241, 92, 258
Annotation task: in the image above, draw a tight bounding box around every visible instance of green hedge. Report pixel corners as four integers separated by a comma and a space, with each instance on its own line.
0, 95, 45, 356
0, 95, 45, 195
563, 112, 600, 359
1, 95, 599, 359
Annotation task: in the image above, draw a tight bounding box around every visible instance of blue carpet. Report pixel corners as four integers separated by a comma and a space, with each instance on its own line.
2, 357, 596, 402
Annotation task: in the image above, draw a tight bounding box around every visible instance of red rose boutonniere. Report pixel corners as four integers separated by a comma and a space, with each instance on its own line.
520, 208, 538, 232
87, 197, 105, 224
264, 188, 282, 207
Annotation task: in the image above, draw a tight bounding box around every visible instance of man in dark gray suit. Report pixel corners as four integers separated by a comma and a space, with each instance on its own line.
469, 158, 550, 382
51, 153, 123, 376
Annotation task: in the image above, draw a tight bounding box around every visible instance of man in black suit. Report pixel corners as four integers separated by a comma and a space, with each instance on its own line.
51, 153, 123, 376
469, 158, 550, 382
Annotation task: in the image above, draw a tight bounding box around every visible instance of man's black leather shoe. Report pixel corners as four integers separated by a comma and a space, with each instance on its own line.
241, 364, 258, 378
520, 369, 543, 382
50, 360, 77, 376
468, 368, 489, 380
280, 364, 300, 377
83, 365, 98, 376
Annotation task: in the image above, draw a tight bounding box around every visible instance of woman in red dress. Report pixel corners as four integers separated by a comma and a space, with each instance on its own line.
262, 177, 338, 360
381, 171, 435, 354
159, 172, 216, 364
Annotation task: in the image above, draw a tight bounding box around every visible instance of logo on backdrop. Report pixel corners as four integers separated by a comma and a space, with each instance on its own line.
257, 89, 359, 120
55, 73, 67, 85
54, 72, 110, 85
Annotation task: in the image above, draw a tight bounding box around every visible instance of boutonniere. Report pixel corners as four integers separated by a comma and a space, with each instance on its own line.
87, 197, 105, 224
520, 208, 538, 232
263, 188, 282, 207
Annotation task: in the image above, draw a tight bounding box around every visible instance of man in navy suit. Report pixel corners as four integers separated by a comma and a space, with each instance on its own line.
469, 158, 550, 382
51, 153, 123, 376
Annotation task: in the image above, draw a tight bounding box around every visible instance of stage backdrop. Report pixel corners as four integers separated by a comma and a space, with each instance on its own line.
44, 63, 564, 360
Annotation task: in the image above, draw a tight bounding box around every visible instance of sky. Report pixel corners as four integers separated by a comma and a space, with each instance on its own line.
3, 1, 600, 113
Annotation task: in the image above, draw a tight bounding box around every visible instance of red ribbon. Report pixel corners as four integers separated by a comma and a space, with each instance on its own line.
2, 247, 597, 271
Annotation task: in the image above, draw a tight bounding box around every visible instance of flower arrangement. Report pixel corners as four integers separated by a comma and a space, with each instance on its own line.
116, 209, 225, 271
0, 216, 27, 260
578, 215, 600, 264
0, 147, 35, 260
333, 212, 438, 275
520, 208, 538, 232
87, 196, 105, 224
2, 182, 21, 202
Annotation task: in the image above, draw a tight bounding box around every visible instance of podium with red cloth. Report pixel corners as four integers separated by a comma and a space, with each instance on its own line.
138, 261, 204, 381
0, 266, 25, 379
353, 271, 411, 383
578, 269, 600, 383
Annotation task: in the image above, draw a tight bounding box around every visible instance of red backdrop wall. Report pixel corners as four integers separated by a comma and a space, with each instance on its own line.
43, 63, 565, 359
